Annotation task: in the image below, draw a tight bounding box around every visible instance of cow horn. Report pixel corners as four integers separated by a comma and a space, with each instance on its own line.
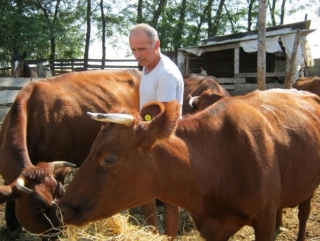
189, 96, 199, 107
51, 161, 76, 170
87, 112, 134, 127
16, 178, 33, 193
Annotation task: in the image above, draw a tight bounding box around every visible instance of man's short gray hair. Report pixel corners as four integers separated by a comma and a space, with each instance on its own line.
130, 23, 159, 47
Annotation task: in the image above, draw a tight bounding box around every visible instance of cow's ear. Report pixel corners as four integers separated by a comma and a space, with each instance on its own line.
53, 167, 72, 184
146, 100, 180, 140
136, 101, 180, 150
0, 185, 19, 203
140, 101, 165, 121
208, 92, 225, 103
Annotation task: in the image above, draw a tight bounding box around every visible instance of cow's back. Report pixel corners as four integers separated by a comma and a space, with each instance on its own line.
0, 69, 141, 182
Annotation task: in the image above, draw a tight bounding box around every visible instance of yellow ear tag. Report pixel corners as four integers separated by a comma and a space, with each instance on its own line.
144, 114, 152, 121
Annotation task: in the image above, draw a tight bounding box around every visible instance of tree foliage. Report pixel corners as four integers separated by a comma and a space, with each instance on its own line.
0, 0, 85, 63
0, 0, 318, 64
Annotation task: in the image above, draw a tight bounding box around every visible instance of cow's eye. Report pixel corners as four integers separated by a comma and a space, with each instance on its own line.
104, 155, 118, 165
31, 201, 46, 213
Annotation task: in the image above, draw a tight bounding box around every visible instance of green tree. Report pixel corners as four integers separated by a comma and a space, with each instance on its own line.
93, 0, 134, 59
1, 0, 319, 68
0, 0, 85, 65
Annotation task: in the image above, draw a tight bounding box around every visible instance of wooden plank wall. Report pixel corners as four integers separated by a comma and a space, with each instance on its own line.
307, 59, 320, 76
0, 77, 41, 127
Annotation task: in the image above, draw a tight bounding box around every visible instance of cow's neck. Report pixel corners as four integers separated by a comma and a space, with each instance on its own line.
152, 137, 203, 214
0, 105, 32, 183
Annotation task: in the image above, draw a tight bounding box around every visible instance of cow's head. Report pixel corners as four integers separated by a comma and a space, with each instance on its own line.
189, 89, 227, 112
58, 101, 180, 226
0, 161, 75, 235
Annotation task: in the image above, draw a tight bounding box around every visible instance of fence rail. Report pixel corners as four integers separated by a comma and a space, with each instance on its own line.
53, 58, 138, 75
0, 58, 139, 77
0, 77, 41, 127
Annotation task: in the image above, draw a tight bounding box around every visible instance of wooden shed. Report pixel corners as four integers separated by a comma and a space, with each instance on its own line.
177, 20, 315, 94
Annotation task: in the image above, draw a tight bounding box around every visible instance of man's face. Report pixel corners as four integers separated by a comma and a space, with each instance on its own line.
129, 30, 158, 67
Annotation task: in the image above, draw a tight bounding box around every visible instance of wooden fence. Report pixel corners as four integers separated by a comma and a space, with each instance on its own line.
0, 58, 139, 77
0, 77, 41, 127
0, 58, 137, 126
52, 59, 138, 75
0, 57, 137, 126
0, 77, 286, 129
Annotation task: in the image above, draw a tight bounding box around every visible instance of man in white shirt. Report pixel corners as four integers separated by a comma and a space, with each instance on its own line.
128, 23, 183, 238
129, 23, 184, 115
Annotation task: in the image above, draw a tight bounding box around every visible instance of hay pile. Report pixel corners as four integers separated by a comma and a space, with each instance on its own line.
1, 170, 320, 240
60, 214, 171, 241
12, 196, 320, 241
15, 212, 203, 241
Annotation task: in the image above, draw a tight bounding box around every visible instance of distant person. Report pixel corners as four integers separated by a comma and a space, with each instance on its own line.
200, 66, 207, 76
129, 23, 184, 116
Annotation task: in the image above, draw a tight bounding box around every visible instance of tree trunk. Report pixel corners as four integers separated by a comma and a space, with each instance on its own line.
223, 3, 235, 33
268, 0, 277, 25
207, 0, 213, 38
211, 0, 225, 37
50, 0, 61, 75
13, 0, 24, 54
84, 0, 91, 70
280, 0, 286, 24
137, 0, 143, 23
247, 0, 255, 31
151, 0, 168, 28
100, 0, 106, 68
50, 37, 56, 76
192, 1, 211, 45
174, 0, 187, 63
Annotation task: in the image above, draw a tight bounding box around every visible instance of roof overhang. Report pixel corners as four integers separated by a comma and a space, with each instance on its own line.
179, 20, 315, 55
180, 29, 315, 56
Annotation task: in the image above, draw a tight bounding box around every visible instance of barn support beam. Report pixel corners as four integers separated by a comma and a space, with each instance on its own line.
234, 48, 239, 75
284, 30, 302, 89
184, 54, 190, 76
257, 0, 267, 90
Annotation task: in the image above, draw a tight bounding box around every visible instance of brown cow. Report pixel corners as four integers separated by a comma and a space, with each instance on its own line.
0, 69, 141, 238
187, 88, 286, 232
182, 74, 230, 114
0, 69, 181, 240
188, 89, 228, 112
293, 76, 320, 96
58, 88, 320, 241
